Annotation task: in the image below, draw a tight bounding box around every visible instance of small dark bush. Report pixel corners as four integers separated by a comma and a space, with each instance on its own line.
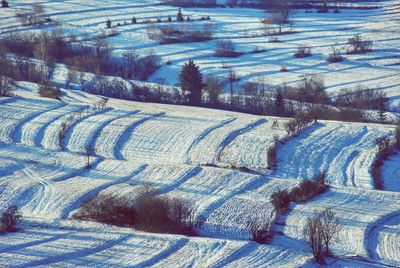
1, 0, 8, 8
271, 189, 292, 215
280, 65, 288, 72
247, 218, 274, 244
0, 205, 21, 233
293, 46, 312, 58
38, 80, 62, 99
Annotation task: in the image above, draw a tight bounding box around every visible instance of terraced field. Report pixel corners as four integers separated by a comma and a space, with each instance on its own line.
0, 95, 399, 266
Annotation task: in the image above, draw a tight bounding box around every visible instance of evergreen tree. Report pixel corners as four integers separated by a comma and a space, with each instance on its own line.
131, 17, 137, 24
378, 95, 387, 123
179, 60, 203, 105
177, 8, 184, 22
274, 88, 285, 116
1, 0, 8, 8
106, 19, 112, 28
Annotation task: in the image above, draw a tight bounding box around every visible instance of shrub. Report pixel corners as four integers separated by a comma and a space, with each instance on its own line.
0, 75, 15, 96
280, 65, 288, 72
132, 17, 137, 24
326, 45, 344, 63
317, 2, 328, 13
247, 218, 273, 244
347, 34, 372, 54
2, 0, 8, 8
395, 124, 400, 150
106, 19, 112, 28
0, 205, 21, 233
16, 3, 47, 26
293, 46, 312, 58
271, 189, 291, 215
148, 23, 213, 44
38, 80, 62, 99
73, 194, 137, 227
215, 40, 243, 58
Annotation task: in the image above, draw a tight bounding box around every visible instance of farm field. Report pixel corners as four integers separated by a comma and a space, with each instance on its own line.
0, 0, 399, 267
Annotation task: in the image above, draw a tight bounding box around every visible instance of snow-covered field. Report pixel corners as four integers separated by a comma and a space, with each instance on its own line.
0, 92, 399, 266
0, 0, 400, 267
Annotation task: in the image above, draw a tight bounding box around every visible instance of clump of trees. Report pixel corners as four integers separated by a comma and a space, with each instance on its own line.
0, 205, 21, 233
162, 0, 218, 8
215, 40, 243, 58
303, 209, 342, 264
74, 188, 196, 236
271, 172, 328, 215
147, 22, 213, 44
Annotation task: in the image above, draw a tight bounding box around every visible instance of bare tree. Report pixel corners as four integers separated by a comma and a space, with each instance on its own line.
304, 209, 342, 264
304, 214, 325, 265
84, 145, 95, 169
16, 3, 46, 26
320, 209, 342, 255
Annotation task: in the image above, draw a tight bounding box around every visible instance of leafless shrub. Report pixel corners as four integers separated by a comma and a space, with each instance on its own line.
326, 45, 344, 63
290, 172, 328, 203
215, 40, 243, 58
16, 3, 48, 26
271, 189, 292, 215
347, 34, 372, 54
293, 46, 312, 58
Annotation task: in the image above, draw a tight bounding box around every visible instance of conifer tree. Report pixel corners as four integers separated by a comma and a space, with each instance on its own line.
177, 8, 184, 22
179, 60, 203, 105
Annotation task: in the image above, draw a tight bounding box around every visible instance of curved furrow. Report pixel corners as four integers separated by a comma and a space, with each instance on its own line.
65, 108, 137, 154
60, 164, 147, 219
364, 210, 400, 265
113, 112, 165, 160
0, 98, 59, 143
156, 166, 203, 195
281, 187, 400, 264
216, 119, 267, 162
12, 102, 68, 145
184, 118, 237, 164
61, 107, 113, 152
209, 242, 259, 268
84, 110, 140, 152
34, 105, 88, 148
12, 233, 132, 268
134, 238, 189, 267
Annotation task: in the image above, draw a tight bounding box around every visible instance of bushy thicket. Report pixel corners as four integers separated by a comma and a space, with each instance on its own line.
271, 172, 328, 215
74, 189, 196, 236
0, 205, 21, 233
371, 128, 400, 190
0, 30, 160, 81
347, 34, 372, 54
38, 80, 62, 99
215, 40, 243, 58
247, 218, 274, 244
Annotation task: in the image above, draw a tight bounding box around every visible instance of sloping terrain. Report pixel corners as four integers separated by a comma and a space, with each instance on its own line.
0, 94, 399, 266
